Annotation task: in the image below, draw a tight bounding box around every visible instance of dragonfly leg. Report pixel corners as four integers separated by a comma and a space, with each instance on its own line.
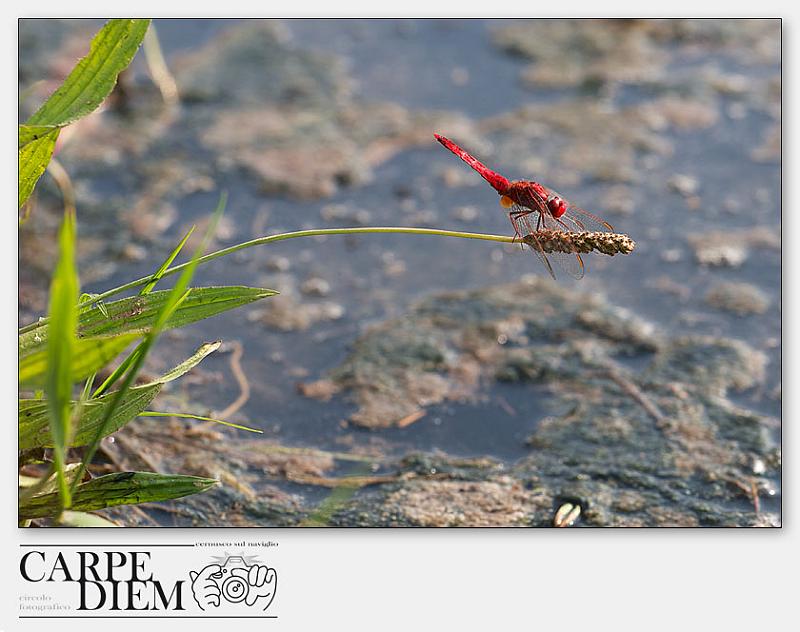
508, 209, 535, 246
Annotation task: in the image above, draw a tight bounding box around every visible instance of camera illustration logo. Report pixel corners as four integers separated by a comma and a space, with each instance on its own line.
189, 555, 277, 611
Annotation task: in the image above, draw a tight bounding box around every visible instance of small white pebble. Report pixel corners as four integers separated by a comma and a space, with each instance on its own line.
668, 174, 700, 197
300, 277, 331, 297
265, 255, 291, 272
450, 66, 470, 86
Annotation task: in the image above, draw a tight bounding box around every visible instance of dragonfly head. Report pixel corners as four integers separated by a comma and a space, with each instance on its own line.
547, 196, 567, 219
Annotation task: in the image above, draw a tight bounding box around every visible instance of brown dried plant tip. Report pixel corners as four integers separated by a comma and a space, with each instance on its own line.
523, 230, 636, 256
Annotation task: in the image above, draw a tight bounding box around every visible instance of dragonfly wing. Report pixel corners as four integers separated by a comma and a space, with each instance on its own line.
509, 209, 556, 279
548, 250, 585, 280
540, 185, 614, 232
564, 205, 614, 232
523, 230, 557, 280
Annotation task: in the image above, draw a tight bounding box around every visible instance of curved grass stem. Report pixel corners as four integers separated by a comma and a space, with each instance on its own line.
20, 227, 516, 334
21, 225, 636, 336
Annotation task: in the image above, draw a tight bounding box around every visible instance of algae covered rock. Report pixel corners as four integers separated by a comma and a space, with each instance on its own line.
302, 279, 778, 527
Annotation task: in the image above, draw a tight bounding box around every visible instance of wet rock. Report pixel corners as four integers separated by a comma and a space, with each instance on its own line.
638, 97, 718, 131
668, 174, 700, 197
600, 185, 636, 216
317, 279, 661, 430
248, 294, 345, 331
660, 249, 683, 264
492, 19, 780, 90
751, 123, 780, 163
120, 242, 148, 263
174, 21, 348, 108
647, 275, 691, 300
300, 277, 331, 297
451, 205, 479, 222
320, 203, 372, 225
384, 478, 549, 527
265, 255, 291, 272
297, 379, 339, 401
481, 98, 689, 185
176, 21, 475, 198
493, 20, 669, 89
380, 251, 407, 278
705, 281, 770, 316
688, 226, 780, 267
450, 66, 470, 86
301, 279, 777, 527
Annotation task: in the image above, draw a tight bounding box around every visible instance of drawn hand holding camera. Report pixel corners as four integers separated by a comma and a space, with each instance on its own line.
190, 557, 277, 610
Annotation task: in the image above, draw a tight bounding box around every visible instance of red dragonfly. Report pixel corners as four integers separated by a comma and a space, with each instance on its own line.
435, 133, 613, 280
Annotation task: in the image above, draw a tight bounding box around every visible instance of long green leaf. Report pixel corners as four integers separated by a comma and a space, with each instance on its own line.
19, 124, 60, 147
21, 385, 159, 450
156, 340, 221, 382
20, 341, 221, 449
19, 286, 275, 358
20, 472, 218, 519
19, 20, 150, 209
43, 210, 79, 509
18, 128, 59, 208
20, 333, 138, 388
25, 19, 151, 129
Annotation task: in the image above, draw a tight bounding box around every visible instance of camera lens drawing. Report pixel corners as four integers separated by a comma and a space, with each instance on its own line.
190, 556, 277, 611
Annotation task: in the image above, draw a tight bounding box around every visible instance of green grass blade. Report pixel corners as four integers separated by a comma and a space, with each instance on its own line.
20, 472, 218, 519
18, 128, 59, 208
140, 411, 263, 434
25, 19, 151, 128
20, 333, 139, 388
43, 209, 79, 509
91, 342, 143, 398
140, 226, 195, 295
20, 286, 275, 358
21, 341, 221, 449
79, 293, 109, 318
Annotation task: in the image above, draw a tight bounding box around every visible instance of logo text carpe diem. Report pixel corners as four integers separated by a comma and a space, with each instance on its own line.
20, 550, 184, 611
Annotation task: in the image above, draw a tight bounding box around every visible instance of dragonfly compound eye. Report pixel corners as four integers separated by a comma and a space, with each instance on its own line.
548, 197, 567, 218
